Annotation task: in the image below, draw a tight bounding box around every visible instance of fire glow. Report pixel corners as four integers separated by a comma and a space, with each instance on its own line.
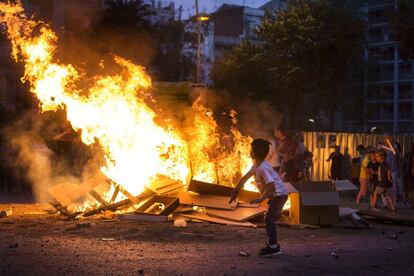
0, 1, 260, 210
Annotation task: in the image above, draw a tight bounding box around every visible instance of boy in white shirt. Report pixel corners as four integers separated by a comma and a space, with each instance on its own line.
229, 139, 288, 257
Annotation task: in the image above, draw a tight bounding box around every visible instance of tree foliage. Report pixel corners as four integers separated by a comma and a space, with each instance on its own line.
91, 0, 156, 65
212, 0, 366, 129
151, 21, 192, 81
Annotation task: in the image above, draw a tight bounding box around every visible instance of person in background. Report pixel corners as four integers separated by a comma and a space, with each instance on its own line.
356, 146, 373, 203
303, 150, 314, 181
357, 144, 366, 164
294, 132, 306, 180
404, 144, 414, 206
351, 144, 365, 187
343, 147, 352, 180
371, 150, 395, 213
326, 146, 344, 180
367, 149, 379, 205
274, 128, 297, 181
395, 142, 404, 203
266, 130, 281, 173
382, 136, 399, 205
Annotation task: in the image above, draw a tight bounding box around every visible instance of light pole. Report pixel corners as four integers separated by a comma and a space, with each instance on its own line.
194, 0, 209, 84
195, 0, 201, 84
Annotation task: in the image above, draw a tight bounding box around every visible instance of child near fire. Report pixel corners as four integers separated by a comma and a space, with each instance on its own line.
229, 139, 288, 257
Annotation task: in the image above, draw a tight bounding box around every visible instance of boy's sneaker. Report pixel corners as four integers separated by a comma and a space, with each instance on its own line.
259, 244, 282, 257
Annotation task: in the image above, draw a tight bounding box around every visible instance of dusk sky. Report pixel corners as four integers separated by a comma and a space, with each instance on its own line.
160, 0, 270, 18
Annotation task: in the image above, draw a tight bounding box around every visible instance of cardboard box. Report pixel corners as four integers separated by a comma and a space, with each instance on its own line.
136, 195, 179, 216
288, 181, 339, 226
188, 179, 260, 202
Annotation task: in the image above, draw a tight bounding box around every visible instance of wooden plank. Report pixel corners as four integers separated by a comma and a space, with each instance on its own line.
206, 206, 267, 222
180, 212, 257, 228
110, 186, 120, 203
111, 182, 140, 204
48, 172, 107, 206
339, 207, 359, 217
156, 183, 185, 195
148, 177, 180, 192
237, 202, 259, 208
341, 201, 414, 224
178, 192, 237, 210
173, 206, 193, 214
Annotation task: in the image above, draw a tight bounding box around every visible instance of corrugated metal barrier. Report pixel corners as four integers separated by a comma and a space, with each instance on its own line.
303, 132, 414, 181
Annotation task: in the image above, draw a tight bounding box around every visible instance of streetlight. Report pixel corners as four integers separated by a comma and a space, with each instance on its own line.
194, 0, 210, 84
308, 118, 315, 132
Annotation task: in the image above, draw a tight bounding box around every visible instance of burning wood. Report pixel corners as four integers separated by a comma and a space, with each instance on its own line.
0, 2, 260, 226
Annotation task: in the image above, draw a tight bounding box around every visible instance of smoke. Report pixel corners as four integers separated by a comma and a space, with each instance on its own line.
183, 87, 282, 139
4, 109, 104, 203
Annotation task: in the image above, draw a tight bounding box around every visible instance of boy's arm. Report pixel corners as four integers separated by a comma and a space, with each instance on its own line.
250, 183, 276, 204
229, 170, 254, 204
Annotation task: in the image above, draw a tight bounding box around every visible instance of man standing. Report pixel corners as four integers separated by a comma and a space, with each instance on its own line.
274, 128, 298, 181
326, 146, 344, 180
383, 136, 399, 205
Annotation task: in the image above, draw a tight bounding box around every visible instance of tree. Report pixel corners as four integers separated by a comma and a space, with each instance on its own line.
212, 0, 366, 130
151, 21, 192, 82
102, 0, 154, 28
90, 0, 156, 66
389, 0, 414, 59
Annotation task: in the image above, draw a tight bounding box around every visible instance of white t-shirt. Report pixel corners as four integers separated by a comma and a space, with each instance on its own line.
249, 160, 287, 197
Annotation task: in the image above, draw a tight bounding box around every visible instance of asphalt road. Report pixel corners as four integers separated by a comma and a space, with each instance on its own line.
1, 203, 414, 276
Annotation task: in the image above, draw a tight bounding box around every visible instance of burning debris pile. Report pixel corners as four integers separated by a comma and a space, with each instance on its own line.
0, 1, 262, 223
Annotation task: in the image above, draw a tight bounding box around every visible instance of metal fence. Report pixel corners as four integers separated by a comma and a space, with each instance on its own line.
303, 132, 414, 181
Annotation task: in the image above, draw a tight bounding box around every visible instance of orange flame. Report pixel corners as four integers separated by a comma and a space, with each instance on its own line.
0, 1, 260, 209
0, 1, 189, 197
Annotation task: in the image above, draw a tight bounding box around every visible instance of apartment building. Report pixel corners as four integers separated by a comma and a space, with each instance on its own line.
363, 0, 414, 133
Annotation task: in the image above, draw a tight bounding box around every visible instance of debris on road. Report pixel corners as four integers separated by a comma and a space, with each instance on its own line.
101, 238, 115, 241
173, 218, 187, 227
239, 251, 250, 257
8, 243, 18, 249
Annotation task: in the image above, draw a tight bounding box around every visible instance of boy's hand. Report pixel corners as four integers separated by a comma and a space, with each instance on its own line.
250, 198, 262, 204
229, 190, 238, 204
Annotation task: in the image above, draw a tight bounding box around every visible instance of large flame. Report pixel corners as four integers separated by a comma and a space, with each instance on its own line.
186, 101, 257, 191
0, 1, 189, 196
0, 1, 260, 207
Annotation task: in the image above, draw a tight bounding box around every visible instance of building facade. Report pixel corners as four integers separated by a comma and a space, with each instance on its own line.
363, 0, 414, 133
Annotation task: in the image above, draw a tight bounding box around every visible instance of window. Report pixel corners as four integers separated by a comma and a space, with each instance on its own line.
398, 123, 414, 133
381, 65, 394, 81
381, 47, 394, 61
382, 103, 394, 119
399, 103, 412, 119
369, 28, 382, 43
399, 64, 412, 80
399, 84, 412, 99
367, 103, 381, 119
369, 48, 380, 60
381, 85, 394, 100
368, 8, 387, 24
